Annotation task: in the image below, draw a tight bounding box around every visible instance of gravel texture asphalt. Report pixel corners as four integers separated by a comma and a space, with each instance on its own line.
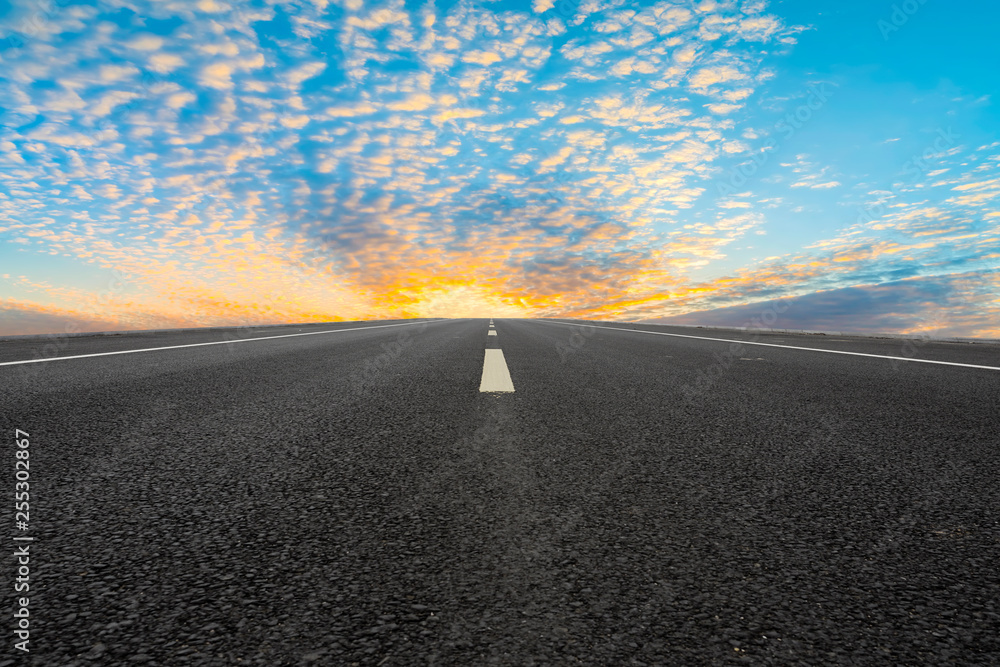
2, 318, 999, 665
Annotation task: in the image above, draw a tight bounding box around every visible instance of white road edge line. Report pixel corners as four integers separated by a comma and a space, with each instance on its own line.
0, 320, 443, 367
480, 348, 515, 392
537, 320, 1000, 372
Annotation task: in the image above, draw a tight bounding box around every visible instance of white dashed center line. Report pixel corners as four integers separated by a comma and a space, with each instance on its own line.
479, 348, 515, 392
488, 330, 497, 336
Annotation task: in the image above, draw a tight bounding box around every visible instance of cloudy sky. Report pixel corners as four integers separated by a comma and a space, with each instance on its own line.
1, 0, 997, 337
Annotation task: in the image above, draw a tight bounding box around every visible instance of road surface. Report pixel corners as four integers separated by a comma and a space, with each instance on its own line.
2, 318, 998, 665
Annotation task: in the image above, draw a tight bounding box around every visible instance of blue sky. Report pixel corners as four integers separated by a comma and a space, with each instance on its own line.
1, 0, 998, 336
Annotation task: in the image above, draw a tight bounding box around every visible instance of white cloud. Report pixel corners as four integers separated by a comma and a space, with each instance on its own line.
688, 65, 746, 92
705, 102, 742, 114
462, 51, 502, 66
284, 62, 327, 88
387, 94, 435, 111
326, 103, 378, 117
99, 64, 138, 83
166, 92, 197, 109
199, 62, 235, 90
148, 53, 185, 73
126, 34, 164, 51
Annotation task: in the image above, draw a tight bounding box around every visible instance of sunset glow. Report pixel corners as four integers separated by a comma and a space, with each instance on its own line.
1, 0, 998, 336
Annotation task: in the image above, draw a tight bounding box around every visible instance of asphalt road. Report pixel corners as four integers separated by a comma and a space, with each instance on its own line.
2, 318, 999, 665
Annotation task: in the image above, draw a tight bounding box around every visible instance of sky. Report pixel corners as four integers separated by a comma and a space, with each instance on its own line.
0, 0, 998, 338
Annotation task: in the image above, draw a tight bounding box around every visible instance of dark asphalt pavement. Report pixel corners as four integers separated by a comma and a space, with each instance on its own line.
2, 318, 999, 665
